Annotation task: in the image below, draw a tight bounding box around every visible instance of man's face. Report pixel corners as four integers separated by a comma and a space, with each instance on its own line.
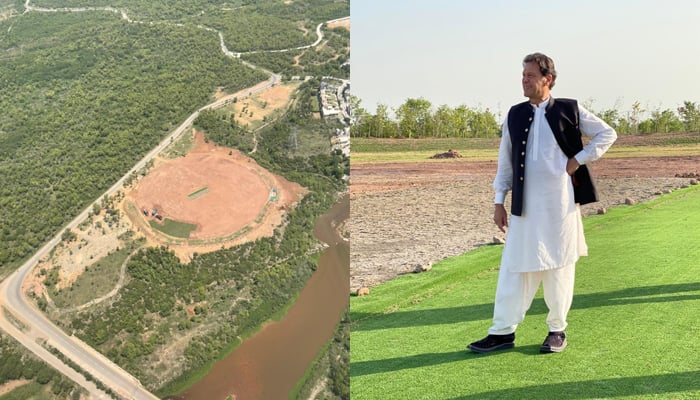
522, 62, 550, 101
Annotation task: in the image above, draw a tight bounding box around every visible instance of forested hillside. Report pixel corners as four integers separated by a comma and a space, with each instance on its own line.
0, 0, 349, 398
0, 11, 265, 271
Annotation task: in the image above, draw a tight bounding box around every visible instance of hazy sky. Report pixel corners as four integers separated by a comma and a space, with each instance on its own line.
350, 0, 700, 120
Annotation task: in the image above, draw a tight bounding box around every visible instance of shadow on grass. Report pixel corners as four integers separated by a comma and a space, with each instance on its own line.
351, 282, 700, 331
351, 345, 542, 378
447, 370, 700, 400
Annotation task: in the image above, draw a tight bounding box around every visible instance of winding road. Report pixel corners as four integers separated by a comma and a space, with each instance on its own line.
1, 2, 348, 399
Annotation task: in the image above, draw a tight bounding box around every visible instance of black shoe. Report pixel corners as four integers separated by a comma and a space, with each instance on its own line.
467, 333, 515, 353
540, 331, 567, 353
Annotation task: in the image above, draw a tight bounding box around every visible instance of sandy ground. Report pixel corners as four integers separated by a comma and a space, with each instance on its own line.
327, 18, 350, 31
125, 131, 307, 261
230, 82, 300, 127
349, 143, 700, 292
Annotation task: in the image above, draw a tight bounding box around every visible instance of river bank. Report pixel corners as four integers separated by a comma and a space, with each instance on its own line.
173, 194, 349, 400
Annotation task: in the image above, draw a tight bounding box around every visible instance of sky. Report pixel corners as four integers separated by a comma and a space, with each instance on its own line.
350, 0, 700, 121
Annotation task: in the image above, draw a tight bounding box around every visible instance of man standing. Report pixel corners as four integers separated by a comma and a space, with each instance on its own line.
468, 53, 617, 353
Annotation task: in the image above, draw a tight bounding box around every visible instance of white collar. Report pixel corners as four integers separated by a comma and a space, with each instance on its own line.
531, 97, 550, 110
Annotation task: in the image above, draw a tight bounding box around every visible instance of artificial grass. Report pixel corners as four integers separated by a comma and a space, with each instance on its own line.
149, 218, 197, 238
350, 185, 700, 400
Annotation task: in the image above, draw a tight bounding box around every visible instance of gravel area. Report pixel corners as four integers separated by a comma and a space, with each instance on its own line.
349, 156, 699, 292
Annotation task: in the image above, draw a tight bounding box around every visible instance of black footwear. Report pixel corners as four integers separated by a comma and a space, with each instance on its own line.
467, 333, 515, 353
540, 331, 567, 353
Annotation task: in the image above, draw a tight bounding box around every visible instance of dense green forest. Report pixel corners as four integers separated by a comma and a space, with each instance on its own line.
0, 11, 266, 272
0, 1, 349, 398
241, 24, 350, 79
351, 98, 700, 138
24, 0, 350, 55
0, 336, 81, 399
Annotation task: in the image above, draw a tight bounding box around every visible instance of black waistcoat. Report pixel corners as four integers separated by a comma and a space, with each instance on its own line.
506, 97, 598, 216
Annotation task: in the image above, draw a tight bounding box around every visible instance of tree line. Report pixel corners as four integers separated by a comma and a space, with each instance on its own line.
592, 100, 700, 135
351, 98, 501, 139
351, 98, 700, 139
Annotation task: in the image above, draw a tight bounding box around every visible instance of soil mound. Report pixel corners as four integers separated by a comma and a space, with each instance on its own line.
430, 149, 462, 159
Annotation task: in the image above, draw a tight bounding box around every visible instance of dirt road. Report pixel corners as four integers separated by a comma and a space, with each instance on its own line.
349, 150, 700, 292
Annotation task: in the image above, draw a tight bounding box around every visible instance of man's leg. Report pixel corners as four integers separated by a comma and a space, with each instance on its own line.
540, 263, 576, 353
489, 267, 542, 335
541, 263, 576, 332
468, 267, 542, 353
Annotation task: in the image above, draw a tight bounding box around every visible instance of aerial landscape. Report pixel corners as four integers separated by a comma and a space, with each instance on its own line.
0, 0, 349, 399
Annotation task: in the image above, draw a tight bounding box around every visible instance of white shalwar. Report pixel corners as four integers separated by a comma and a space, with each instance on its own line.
488, 98, 616, 335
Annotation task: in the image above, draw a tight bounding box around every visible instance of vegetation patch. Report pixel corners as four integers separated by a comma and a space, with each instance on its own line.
187, 187, 209, 200
149, 219, 198, 239
162, 129, 195, 159
227, 82, 301, 131
49, 245, 136, 310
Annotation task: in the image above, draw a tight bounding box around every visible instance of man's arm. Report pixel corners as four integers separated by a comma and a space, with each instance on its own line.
573, 105, 618, 166
493, 122, 512, 232
494, 204, 508, 233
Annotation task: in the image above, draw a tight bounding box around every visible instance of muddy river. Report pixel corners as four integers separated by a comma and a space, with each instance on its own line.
173, 194, 349, 399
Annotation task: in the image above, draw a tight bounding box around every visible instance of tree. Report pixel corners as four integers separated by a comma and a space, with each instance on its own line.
648, 108, 683, 133
364, 103, 396, 138
678, 101, 700, 132
629, 101, 645, 135
433, 104, 454, 138
453, 105, 474, 138
597, 108, 621, 131
396, 98, 432, 138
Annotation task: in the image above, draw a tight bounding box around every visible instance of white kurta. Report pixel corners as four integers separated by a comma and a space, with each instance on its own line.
493, 98, 617, 272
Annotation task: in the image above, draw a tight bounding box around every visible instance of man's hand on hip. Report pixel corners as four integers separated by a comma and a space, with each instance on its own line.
494, 204, 508, 233
566, 157, 580, 176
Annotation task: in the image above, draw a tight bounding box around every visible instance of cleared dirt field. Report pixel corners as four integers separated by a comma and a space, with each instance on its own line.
327, 18, 350, 31
349, 135, 700, 292
125, 131, 307, 261
229, 82, 301, 128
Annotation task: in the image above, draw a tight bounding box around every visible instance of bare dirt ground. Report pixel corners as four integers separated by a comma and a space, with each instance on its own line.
230, 82, 301, 127
125, 130, 307, 261
327, 18, 350, 31
349, 137, 700, 292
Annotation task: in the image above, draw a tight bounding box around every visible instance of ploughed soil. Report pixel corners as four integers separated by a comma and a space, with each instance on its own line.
349, 135, 700, 292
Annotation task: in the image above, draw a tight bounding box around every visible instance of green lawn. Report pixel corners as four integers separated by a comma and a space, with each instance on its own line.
350, 185, 700, 400
187, 186, 210, 200
149, 218, 198, 238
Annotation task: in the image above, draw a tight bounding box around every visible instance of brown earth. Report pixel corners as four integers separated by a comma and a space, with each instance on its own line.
125, 131, 307, 262
229, 82, 300, 128
349, 136, 700, 292
327, 18, 350, 31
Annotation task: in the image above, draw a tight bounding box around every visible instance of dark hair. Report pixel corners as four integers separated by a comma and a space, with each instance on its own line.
523, 52, 557, 89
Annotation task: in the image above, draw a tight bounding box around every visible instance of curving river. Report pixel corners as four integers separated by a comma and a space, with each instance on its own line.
173, 193, 349, 400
